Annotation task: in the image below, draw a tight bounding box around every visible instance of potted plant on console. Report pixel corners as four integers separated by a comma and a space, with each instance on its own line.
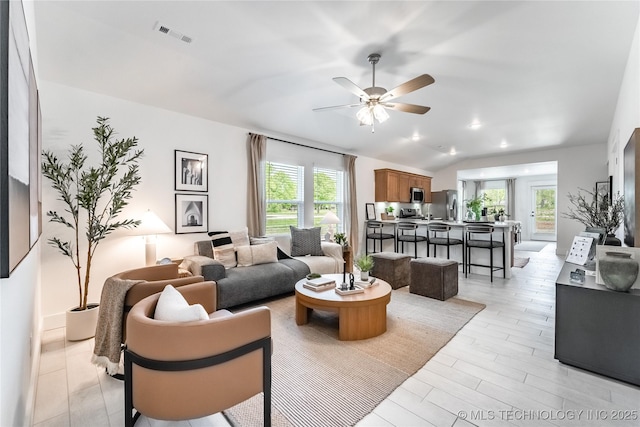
381, 206, 395, 220
42, 117, 143, 340
355, 254, 375, 281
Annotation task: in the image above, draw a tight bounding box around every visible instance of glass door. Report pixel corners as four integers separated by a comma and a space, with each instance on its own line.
530, 185, 557, 241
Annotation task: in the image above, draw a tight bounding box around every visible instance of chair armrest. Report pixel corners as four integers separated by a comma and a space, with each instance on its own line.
321, 242, 344, 261
201, 262, 227, 281
127, 301, 271, 360
175, 281, 217, 314
124, 275, 205, 308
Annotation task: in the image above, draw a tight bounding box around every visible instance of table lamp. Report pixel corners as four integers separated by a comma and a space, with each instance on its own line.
132, 210, 172, 265
320, 211, 341, 242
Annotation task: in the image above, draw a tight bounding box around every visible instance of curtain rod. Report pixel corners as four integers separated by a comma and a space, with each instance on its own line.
265, 136, 348, 157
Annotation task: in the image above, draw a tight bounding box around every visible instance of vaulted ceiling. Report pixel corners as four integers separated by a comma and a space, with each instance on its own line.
33, 1, 639, 172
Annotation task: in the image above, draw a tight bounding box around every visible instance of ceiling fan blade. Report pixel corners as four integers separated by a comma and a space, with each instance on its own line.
379, 74, 435, 102
333, 77, 370, 100
382, 102, 431, 114
313, 103, 364, 112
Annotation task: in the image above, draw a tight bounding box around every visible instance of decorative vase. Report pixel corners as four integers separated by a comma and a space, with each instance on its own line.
360, 271, 369, 281
604, 234, 622, 246
466, 209, 475, 221
66, 303, 100, 341
599, 252, 638, 292
499, 215, 506, 222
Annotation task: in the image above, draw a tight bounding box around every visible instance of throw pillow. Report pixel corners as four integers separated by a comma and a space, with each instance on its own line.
154, 285, 209, 322
179, 255, 217, 276
290, 226, 323, 257
229, 227, 250, 247
249, 236, 275, 245
236, 241, 278, 267
208, 231, 237, 268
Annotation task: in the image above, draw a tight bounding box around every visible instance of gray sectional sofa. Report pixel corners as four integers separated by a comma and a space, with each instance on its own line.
183, 234, 344, 310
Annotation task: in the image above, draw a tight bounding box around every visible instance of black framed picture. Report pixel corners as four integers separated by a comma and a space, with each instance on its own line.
595, 181, 610, 209
365, 203, 376, 220
175, 150, 208, 192
175, 193, 208, 234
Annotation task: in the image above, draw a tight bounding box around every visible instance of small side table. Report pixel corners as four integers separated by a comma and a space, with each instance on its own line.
342, 246, 353, 272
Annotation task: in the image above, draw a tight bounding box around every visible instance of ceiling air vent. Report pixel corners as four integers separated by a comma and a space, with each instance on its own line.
153, 22, 192, 44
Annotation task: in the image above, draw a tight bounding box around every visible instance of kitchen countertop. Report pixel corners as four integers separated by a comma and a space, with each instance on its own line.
371, 219, 519, 229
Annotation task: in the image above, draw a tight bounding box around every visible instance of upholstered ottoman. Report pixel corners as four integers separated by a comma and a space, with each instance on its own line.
370, 252, 411, 289
410, 258, 458, 301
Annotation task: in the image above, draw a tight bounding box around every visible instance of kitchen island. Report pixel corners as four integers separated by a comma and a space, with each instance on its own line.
365, 219, 519, 279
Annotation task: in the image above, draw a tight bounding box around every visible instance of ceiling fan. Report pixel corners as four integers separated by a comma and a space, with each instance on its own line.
313, 53, 434, 132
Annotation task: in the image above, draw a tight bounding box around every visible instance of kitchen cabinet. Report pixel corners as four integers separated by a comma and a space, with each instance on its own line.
374, 169, 432, 202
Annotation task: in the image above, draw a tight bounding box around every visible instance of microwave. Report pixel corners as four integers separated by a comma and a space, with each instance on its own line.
410, 187, 424, 203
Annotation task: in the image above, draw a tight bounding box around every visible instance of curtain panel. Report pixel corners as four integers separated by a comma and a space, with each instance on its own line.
344, 154, 358, 255
247, 133, 266, 237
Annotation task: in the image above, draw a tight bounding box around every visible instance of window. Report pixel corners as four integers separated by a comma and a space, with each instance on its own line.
481, 181, 506, 215
264, 162, 344, 236
313, 167, 344, 235
265, 162, 303, 234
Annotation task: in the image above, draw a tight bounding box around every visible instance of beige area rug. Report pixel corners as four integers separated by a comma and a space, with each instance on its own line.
224, 287, 485, 427
514, 257, 530, 268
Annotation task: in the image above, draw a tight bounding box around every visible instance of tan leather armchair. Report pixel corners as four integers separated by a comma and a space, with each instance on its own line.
116, 263, 205, 342
124, 282, 272, 426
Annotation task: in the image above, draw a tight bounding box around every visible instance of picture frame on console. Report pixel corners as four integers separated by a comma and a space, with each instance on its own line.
365, 203, 376, 220
175, 194, 208, 234
175, 150, 208, 192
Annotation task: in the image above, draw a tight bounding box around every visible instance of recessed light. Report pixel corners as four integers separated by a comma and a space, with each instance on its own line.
449, 148, 457, 156
500, 140, 508, 148
412, 134, 420, 142
468, 120, 482, 130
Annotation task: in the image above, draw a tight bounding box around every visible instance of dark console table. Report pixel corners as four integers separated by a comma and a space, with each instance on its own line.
555, 262, 640, 386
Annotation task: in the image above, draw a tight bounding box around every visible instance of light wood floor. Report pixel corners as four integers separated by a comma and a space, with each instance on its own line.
33, 243, 640, 426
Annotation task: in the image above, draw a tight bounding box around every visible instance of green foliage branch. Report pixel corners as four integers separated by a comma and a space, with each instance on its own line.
355, 254, 375, 272
42, 117, 143, 310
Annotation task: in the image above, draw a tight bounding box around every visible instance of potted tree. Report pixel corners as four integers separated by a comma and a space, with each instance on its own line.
354, 254, 375, 281
562, 187, 624, 245
42, 117, 143, 340
381, 206, 395, 220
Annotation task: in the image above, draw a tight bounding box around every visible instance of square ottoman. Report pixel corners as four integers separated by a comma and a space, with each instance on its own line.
371, 252, 411, 289
410, 258, 458, 301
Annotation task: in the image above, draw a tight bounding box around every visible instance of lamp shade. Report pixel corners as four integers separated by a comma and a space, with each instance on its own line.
320, 211, 341, 225
131, 210, 172, 236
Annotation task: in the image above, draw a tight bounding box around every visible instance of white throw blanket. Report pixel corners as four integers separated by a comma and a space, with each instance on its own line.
91, 277, 143, 375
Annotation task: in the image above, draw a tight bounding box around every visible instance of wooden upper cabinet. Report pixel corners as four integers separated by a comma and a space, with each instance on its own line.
374, 169, 432, 202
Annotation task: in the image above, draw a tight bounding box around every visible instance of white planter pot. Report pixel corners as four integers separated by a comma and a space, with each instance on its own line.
66, 303, 100, 341
360, 271, 369, 281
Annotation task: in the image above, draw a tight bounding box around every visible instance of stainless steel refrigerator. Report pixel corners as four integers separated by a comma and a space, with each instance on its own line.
430, 190, 458, 221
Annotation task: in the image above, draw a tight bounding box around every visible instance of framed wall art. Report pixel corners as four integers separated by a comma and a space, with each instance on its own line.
175, 193, 208, 234
175, 150, 208, 192
595, 180, 610, 209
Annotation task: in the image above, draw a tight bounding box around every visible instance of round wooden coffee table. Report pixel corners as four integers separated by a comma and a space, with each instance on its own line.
295, 274, 392, 341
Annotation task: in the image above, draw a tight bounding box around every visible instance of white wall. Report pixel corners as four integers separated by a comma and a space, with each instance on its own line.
0, 244, 41, 427
39, 81, 433, 327
431, 144, 607, 256
607, 14, 639, 242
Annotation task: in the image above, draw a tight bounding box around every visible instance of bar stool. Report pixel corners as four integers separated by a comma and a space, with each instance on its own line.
395, 222, 428, 258
365, 221, 395, 255
465, 225, 505, 282
427, 222, 464, 264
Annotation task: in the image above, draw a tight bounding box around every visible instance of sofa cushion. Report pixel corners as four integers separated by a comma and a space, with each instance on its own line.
236, 241, 278, 267
209, 231, 237, 268
154, 285, 209, 322
290, 226, 323, 257
229, 227, 250, 247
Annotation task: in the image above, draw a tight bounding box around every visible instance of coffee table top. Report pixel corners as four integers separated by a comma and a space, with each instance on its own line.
295, 274, 391, 306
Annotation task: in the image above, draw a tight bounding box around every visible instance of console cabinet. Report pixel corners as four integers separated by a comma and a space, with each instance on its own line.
375, 169, 431, 203
555, 263, 640, 386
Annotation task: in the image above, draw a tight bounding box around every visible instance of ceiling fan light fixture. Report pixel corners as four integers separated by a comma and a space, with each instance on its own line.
373, 104, 389, 123
356, 106, 373, 125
